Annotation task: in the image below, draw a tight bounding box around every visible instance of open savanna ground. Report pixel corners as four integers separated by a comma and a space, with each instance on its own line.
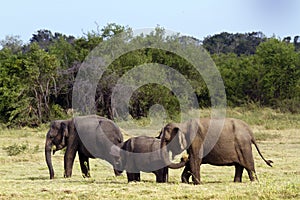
0, 108, 299, 199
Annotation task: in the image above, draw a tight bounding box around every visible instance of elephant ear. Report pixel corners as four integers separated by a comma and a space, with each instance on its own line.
178, 128, 187, 151
59, 122, 69, 148
61, 122, 69, 138
156, 128, 164, 139
173, 127, 187, 151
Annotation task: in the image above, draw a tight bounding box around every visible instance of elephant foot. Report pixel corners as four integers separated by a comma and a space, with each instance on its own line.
64, 171, 72, 178
181, 176, 189, 184
82, 173, 91, 178
192, 180, 201, 185
233, 178, 242, 182
190, 173, 201, 185
181, 170, 192, 184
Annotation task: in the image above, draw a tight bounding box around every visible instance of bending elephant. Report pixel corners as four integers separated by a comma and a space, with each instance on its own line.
160, 118, 273, 184
45, 115, 123, 179
112, 136, 187, 183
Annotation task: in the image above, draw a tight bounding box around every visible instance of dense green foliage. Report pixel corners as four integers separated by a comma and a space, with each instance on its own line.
0, 24, 299, 126
213, 38, 300, 112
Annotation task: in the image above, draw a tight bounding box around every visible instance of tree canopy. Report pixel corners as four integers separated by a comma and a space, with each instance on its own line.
0, 24, 299, 126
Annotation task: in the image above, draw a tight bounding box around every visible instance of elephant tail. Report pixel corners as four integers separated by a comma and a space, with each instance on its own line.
252, 139, 273, 167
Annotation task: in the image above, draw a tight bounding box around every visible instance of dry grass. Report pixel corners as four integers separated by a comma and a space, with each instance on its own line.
0, 108, 299, 199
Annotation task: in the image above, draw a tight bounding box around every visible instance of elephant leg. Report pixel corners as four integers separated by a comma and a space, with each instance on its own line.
234, 164, 244, 182
189, 155, 201, 184
154, 170, 162, 183
181, 162, 192, 183
163, 167, 168, 183
246, 169, 257, 182
240, 151, 256, 182
64, 147, 77, 178
78, 151, 90, 178
127, 172, 135, 182
127, 172, 140, 182
155, 168, 167, 183
240, 145, 256, 182
134, 173, 141, 182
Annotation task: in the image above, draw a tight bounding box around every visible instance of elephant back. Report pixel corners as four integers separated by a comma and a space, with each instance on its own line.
74, 115, 123, 160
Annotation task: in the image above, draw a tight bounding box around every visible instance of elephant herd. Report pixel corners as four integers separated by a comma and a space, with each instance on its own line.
45, 115, 273, 184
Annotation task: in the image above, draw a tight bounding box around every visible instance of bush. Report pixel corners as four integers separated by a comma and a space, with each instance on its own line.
277, 98, 300, 114
3, 143, 28, 156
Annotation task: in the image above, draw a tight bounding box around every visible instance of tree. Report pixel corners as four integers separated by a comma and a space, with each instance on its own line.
203, 32, 266, 55
30, 29, 54, 51
101, 23, 127, 39
0, 48, 30, 125
213, 53, 259, 106
1, 25, 299, 127
294, 36, 300, 51
24, 43, 59, 124
255, 38, 299, 106
0, 35, 23, 53
48, 35, 79, 109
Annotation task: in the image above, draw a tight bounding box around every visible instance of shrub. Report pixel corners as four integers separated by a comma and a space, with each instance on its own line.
277, 97, 300, 114
3, 143, 28, 156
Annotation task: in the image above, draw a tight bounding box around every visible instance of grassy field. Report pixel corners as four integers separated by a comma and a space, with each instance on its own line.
0, 108, 299, 199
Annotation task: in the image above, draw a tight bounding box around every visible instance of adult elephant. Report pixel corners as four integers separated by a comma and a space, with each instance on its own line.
160, 118, 273, 184
45, 115, 123, 179
112, 136, 188, 183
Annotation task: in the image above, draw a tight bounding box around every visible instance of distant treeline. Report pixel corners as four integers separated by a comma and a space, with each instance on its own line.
0, 23, 299, 127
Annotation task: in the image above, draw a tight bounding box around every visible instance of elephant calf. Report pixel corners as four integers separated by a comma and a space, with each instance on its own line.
113, 136, 188, 183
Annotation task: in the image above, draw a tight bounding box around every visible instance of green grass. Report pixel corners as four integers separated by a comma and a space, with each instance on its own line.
0, 108, 299, 199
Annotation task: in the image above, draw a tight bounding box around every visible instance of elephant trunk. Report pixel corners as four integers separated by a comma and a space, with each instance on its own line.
160, 135, 188, 170
45, 138, 54, 179
168, 159, 187, 169
109, 144, 124, 176
160, 137, 170, 165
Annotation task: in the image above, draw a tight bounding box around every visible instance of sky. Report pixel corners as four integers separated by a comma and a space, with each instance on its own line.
1, 0, 300, 43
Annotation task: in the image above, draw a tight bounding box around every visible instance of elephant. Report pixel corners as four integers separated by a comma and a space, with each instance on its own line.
112, 136, 188, 183
45, 115, 124, 179
160, 118, 273, 184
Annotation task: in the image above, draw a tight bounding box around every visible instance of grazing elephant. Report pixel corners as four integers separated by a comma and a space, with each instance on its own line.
112, 136, 188, 183
160, 118, 273, 184
45, 115, 123, 179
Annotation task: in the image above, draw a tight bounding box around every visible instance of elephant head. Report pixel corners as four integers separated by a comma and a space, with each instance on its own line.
160, 123, 188, 159
45, 119, 72, 179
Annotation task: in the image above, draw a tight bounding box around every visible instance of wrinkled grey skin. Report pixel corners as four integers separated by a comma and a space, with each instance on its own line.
160, 118, 273, 184
115, 136, 187, 183
45, 115, 123, 179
